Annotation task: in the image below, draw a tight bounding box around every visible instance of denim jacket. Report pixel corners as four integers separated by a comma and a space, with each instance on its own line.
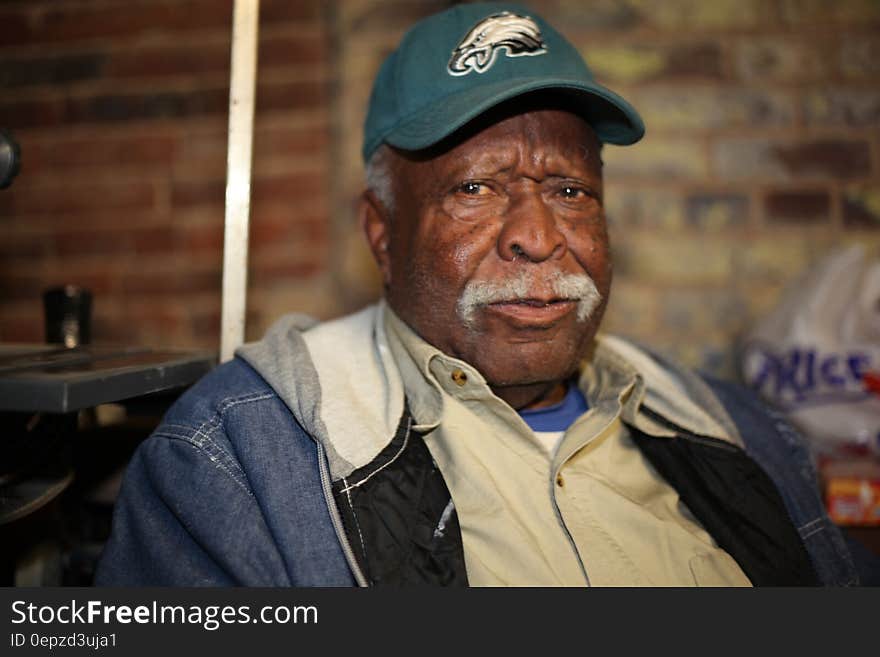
96, 357, 356, 586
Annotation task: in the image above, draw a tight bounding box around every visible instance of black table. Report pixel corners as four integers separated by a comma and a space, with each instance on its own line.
0, 344, 216, 414
1, 344, 215, 528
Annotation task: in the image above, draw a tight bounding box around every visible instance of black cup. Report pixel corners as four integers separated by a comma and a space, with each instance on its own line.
43, 286, 92, 347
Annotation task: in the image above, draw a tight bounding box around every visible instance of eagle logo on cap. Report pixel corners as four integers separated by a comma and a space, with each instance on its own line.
448, 11, 547, 76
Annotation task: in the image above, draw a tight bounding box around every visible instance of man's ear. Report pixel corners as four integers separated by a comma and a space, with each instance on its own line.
359, 189, 392, 287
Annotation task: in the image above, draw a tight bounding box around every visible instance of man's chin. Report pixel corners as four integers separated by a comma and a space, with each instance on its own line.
459, 314, 602, 388
471, 347, 581, 389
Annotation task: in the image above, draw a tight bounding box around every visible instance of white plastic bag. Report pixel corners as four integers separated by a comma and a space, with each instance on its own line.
740, 245, 880, 456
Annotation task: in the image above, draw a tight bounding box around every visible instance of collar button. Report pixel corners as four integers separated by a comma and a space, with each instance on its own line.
451, 369, 468, 386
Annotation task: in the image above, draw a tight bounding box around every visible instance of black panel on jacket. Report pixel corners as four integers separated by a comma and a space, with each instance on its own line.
331, 407, 468, 586
331, 401, 822, 587
630, 416, 820, 586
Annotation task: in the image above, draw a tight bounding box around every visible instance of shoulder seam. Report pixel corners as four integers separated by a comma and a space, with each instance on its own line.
154, 391, 278, 496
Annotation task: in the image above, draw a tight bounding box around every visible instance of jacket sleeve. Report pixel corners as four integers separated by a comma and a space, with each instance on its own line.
703, 375, 860, 586
93, 426, 291, 587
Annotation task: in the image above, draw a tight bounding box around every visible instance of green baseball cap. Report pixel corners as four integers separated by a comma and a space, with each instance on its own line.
362, 1, 645, 162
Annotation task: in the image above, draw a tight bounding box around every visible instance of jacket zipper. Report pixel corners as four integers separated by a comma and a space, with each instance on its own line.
550, 489, 591, 586
316, 442, 369, 587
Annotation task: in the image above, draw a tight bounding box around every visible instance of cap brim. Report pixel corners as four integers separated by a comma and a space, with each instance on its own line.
382, 76, 645, 154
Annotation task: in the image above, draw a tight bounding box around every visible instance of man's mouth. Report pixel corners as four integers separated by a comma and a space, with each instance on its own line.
486, 297, 577, 326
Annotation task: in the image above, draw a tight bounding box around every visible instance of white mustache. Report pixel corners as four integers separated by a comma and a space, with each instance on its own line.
456, 271, 602, 327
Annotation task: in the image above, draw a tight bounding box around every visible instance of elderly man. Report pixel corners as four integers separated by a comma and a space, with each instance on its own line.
96, 2, 856, 586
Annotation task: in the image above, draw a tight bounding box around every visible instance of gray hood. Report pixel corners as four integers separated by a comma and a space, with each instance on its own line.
236, 303, 405, 480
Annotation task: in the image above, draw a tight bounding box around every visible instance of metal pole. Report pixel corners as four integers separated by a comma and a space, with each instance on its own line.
220, 0, 260, 362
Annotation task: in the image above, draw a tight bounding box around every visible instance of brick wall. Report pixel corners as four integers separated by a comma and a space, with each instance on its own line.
0, 0, 334, 348
2, 0, 879, 379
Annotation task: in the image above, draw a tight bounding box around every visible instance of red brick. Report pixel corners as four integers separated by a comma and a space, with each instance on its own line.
67, 87, 229, 124
132, 227, 178, 255
0, 10, 31, 48
180, 223, 224, 254
0, 52, 104, 88
173, 129, 228, 178
107, 43, 230, 80
259, 0, 324, 24
0, 97, 66, 130
775, 141, 872, 180
0, 88, 229, 131
254, 123, 329, 158
0, 314, 43, 343
259, 32, 328, 71
121, 269, 221, 295
256, 80, 328, 115
0, 272, 54, 303
300, 217, 328, 243
252, 172, 326, 205
188, 307, 222, 341
171, 179, 225, 209
24, 133, 178, 171
47, 270, 117, 297
55, 229, 132, 257
3, 181, 155, 216
0, 232, 53, 259
0, 1, 233, 48
764, 190, 832, 224
113, 300, 193, 345
249, 259, 323, 285
249, 211, 326, 248
0, 0, 338, 352
248, 230, 329, 283
39, 258, 124, 291
9, 211, 171, 235
10, 271, 117, 312
342, 1, 459, 32
88, 315, 131, 344
7, 62, 322, 133
249, 213, 291, 247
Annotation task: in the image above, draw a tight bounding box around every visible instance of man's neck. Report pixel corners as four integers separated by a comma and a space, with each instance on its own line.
490, 380, 568, 411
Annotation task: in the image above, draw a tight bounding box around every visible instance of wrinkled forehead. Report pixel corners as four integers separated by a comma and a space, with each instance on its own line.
452, 118, 601, 183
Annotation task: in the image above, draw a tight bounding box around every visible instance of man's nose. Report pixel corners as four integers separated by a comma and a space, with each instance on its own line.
497, 191, 566, 262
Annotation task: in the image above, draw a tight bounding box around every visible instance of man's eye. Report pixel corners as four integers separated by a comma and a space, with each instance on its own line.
457, 182, 488, 196
559, 186, 587, 199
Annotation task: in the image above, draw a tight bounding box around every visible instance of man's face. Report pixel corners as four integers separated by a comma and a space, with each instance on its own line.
367, 108, 611, 405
